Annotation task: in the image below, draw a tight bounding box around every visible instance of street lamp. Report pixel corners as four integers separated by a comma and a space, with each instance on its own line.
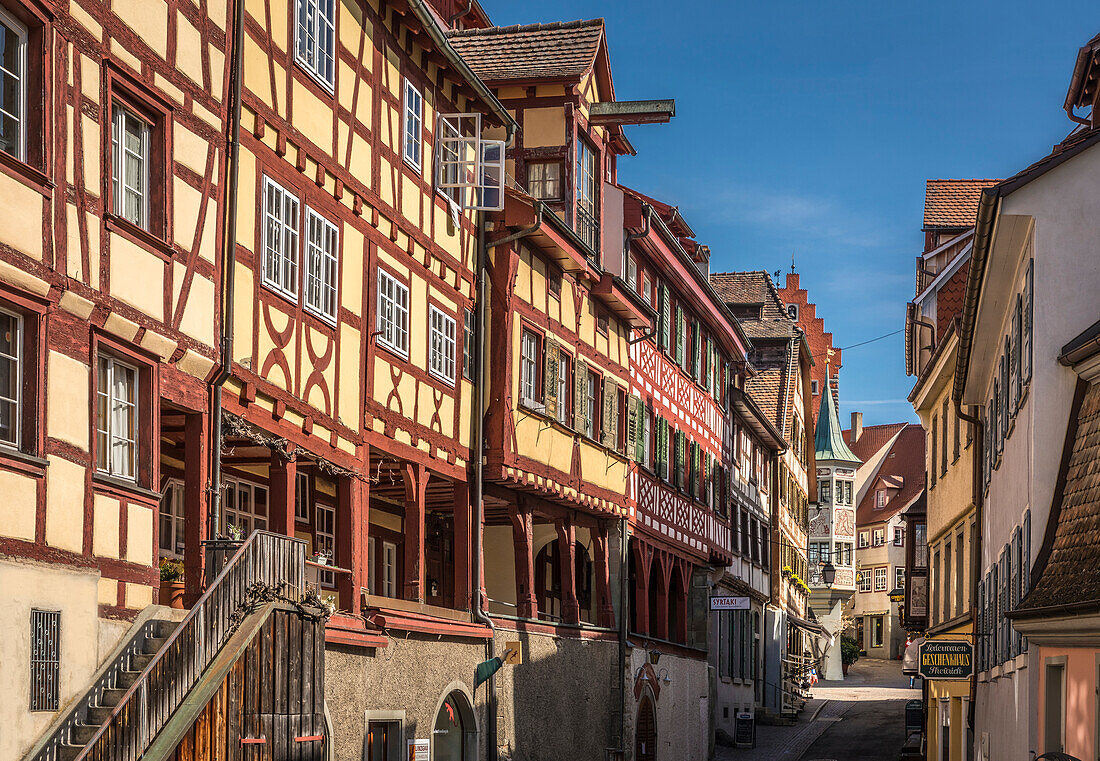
821, 561, 836, 589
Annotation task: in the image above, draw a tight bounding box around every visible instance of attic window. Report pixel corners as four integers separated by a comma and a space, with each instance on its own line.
787, 304, 798, 320
875, 489, 887, 509
811, 379, 819, 395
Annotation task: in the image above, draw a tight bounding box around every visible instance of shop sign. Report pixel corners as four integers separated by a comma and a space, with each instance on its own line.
407, 739, 430, 761
710, 595, 750, 610
918, 640, 973, 680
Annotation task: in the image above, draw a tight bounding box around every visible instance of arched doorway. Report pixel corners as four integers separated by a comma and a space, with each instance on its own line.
432, 690, 475, 761
636, 693, 657, 761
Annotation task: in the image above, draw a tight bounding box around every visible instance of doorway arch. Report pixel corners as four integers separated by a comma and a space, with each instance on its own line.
636, 693, 657, 761
432, 687, 477, 761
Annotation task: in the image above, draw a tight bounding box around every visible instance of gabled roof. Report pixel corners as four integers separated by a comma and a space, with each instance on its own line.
844, 422, 907, 464
814, 384, 860, 464
710, 271, 796, 340
923, 179, 1000, 229
745, 366, 784, 433
447, 19, 605, 84
855, 424, 926, 526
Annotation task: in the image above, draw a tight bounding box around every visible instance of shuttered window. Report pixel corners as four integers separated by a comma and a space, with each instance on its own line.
543, 340, 560, 418
1021, 260, 1033, 385
30, 609, 60, 711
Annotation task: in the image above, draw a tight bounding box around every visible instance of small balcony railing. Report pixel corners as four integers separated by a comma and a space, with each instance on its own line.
575, 204, 599, 258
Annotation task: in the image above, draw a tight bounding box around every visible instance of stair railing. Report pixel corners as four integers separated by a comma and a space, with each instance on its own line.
73, 530, 306, 761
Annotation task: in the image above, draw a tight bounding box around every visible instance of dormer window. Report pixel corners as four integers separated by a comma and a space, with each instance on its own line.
875, 488, 887, 509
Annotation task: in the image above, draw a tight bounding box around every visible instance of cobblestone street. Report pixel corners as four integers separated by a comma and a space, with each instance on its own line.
715, 659, 916, 761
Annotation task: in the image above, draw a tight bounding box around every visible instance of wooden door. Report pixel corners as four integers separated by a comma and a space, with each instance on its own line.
636, 695, 656, 761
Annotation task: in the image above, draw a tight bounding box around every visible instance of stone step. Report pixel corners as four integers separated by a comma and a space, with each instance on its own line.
143, 636, 168, 655
101, 687, 129, 706
71, 722, 100, 745
86, 705, 114, 725
57, 744, 82, 761
115, 669, 141, 689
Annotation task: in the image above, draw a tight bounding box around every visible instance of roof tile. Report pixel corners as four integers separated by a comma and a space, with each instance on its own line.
446, 19, 604, 83
923, 179, 999, 229
854, 424, 926, 526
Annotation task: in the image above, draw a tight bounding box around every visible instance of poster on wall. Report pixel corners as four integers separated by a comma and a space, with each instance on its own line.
408, 739, 430, 761
908, 574, 928, 617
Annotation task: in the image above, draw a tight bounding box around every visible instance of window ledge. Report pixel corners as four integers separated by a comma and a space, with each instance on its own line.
104, 214, 174, 261
0, 447, 49, 477
93, 472, 161, 503
0, 150, 53, 196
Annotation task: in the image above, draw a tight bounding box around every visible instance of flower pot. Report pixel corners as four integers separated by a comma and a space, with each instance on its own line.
160, 580, 186, 609
842, 661, 850, 676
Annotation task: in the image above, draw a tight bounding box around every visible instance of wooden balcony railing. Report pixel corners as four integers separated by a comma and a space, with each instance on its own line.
74, 530, 306, 761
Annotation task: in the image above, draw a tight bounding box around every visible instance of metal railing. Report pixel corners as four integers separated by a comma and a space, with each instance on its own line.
575, 204, 600, 258
74, 530, 306, 761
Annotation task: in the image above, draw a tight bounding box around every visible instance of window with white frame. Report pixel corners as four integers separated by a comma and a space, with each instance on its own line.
303, 209, 338, 323
222, 476, 268, 537
874, 566, 888, 591
294, 0, 336, 88
112, 105, 150, 229
295, 471, 310, 522
159, 479, 185, 559
0, 308, 22, 448
857, 569, 872, 592
556, 352, 571, 426
96, 355, 138, 479
896, 566, 906, 589
870, 615, 884, 647
858, 530, 869, 548
519, 328, 540, 407
428, 306, 456, 384
315, 502, 335, 587
402, 79, 423, 170
585, 370, 598, 440
381, 540, 397, 597
875, 488, 887, 509
894, 526, 905, 546
872, 527, 885, 546
262, 177, 300, 299
0, 8, 27, 161
376, 270, 409, 357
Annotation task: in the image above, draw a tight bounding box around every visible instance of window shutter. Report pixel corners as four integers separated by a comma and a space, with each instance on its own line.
691, 323, 700, 379
602, 379, 617, 448
977, 578, 985, 671
636, 399, 648, 463
661, 285, 671, 352
1022, 509, 1030, 653
1022, 260, 1033, 384
574, 360, 587, 432
544, 340, 559, 419
674, 305, 683, 365
1011, 296, 1021, 415
626, 394, 639, 460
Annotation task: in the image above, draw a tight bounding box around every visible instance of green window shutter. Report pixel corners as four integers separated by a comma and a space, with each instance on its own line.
692, 323, 700, 380
661, 286, 671, 352
574, 360, 587, 433
544, 340, 559, 419
674, 305, 683, 365
635, 399, 647, 463
602, 379, 617, 448
626, 394, 639, 460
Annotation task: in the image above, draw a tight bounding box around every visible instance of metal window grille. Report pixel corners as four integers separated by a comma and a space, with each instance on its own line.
30, 609, 60, 711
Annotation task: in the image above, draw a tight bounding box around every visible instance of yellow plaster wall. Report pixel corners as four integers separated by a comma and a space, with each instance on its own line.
47, 351, 90, 451
92, 494, 120, 558
0, 470, 37, 541
110, 235, 165, 321
113, 0, 168, 60
45, 456, 86, 553
523, 107, 567, 148
126, 505, 154, 566
0, 174, 44, 261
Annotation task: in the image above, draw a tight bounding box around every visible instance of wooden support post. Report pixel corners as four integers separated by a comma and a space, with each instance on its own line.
337, 473, 367, 616
183, 412, 208, 602
402, 463, 428, 603
509, 500, 538, 619
592, 523, 616, 629
269, 449, 297, 537
555, 517, 581, 625
453, 481, 472, 612
653, 554, 670, 641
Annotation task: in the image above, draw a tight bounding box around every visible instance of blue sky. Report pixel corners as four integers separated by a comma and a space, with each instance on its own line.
485, 0, 1100, 426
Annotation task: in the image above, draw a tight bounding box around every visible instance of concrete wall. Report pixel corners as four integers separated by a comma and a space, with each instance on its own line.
625, 647, 709, 761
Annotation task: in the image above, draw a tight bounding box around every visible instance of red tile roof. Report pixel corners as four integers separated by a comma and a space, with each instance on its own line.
923, 179, 1000, 229
854, 424, 926, 527
446, 19, 604, 83
746, 366, 784, 432
843, 422, 907, 464
709, 271, 795, 340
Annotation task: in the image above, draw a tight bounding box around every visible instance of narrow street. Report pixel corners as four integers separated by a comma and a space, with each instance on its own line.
716, 659, 916, 761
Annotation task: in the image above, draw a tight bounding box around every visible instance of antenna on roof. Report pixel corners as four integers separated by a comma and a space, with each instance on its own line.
791, 252, 797, 273
773, 269, 781, 279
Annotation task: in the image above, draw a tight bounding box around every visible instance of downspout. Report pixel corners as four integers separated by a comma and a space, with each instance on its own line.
910, 309, 937, 371
209, 0, 246, 539
617, 515, 629, 758
472, 153, 528, 761
955, 396, 983, 734
447, 0, 474, 27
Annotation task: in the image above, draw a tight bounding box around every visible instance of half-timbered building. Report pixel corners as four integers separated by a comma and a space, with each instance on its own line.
711, 270, 818, 717
0, 0, 228, 755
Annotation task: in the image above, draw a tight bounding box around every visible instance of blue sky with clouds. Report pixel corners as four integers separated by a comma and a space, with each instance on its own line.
483, 0, 1100, 426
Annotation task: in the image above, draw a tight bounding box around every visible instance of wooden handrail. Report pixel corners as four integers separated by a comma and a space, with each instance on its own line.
74, 530, 306, 761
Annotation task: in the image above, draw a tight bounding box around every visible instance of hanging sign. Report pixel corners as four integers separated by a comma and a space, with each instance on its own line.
918, 640, 973, 680
710, 595, 750, 611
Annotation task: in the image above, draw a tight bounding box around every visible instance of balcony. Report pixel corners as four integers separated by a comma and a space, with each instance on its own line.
575, 204, 600, 259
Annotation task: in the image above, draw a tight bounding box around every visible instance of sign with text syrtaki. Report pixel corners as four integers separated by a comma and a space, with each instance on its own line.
710, 596, 751, 611
918, 640, 973, 680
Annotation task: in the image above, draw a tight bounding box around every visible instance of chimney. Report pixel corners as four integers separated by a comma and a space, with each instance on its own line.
851, 412, 863, 443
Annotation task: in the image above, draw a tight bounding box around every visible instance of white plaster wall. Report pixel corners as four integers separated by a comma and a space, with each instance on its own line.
0, 561, 103, 760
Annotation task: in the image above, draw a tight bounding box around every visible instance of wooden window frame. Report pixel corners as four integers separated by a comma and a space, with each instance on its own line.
293, 0, 337, 92
376, 268, 410, 359
526, 159, 562, 201
0, 0, 50, 185
104, 67, 173, 249
402, 78, 423, 172
428, 304, 457, 386
302, 206, 340, 325
518, 324, 543, 410
261, 175, 301, 303
294, 470, 311, 523
91, 334, 158, 491
555, 349, 572, 427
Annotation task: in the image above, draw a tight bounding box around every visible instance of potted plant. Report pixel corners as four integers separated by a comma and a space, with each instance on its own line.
310, 548, 332, 566
159, 558, 186, 609
840, 636, 860, 676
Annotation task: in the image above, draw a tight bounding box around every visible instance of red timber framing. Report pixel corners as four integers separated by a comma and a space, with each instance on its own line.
0, 0, 227, 620
629, 535, 694, 646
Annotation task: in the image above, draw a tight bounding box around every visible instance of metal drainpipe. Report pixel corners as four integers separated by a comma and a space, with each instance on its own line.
954, 396, 983, 735
209, 0, 246, 539
447, 0, 474, 27
617, 515, 629, 756
473, 170, 532, 761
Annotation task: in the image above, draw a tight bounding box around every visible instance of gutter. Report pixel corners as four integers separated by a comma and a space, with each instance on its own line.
952, 188, 1000, 405
209, 0, 247, 537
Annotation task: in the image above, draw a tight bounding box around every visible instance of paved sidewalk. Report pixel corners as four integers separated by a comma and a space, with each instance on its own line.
714, 658, 917, 761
